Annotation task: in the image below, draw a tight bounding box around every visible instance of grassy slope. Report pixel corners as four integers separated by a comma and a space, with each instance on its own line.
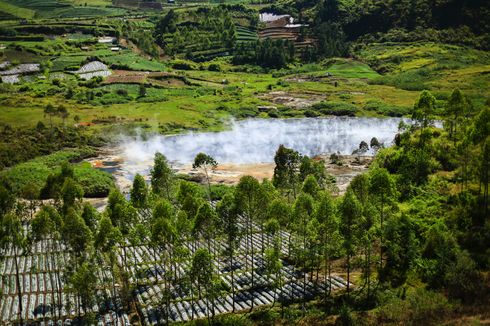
0, 1, 35, 19
0, 148, 115, 197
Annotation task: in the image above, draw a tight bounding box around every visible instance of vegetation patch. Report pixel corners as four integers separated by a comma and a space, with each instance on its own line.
0, 148, 114, 197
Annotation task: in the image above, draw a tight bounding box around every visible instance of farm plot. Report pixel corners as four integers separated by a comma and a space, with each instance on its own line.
103, 70, 149, 84
0, 206, 348, 325
121, 212, 348, 324
0, 230, 130, 325
0, 63, 40, 84
75, 60, 111, 80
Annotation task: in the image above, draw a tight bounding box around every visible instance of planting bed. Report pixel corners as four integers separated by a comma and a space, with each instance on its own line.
0, 211, 348, 324
0, 232, 130, 325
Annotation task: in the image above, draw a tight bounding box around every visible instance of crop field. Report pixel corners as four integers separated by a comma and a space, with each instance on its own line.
236, 26, 258, 42
0, 1, 35, 19
0, 212, 347, 324
1, 0, 125, 19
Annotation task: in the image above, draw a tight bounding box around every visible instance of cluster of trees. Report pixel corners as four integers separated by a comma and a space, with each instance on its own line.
267, 0, 490, 59
154, 7, 236, 60
0, 121, 97, 170
233, 38, 296, 68
114, 20, 159, 57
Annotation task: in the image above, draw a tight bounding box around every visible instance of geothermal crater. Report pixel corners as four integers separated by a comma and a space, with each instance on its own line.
90, 117, 406, 194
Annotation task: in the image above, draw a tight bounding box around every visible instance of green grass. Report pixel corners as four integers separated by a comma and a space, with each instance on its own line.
0, 1, 35, 19
325, 59, 380, 79
0, 148, 114, 197
101, 51, 167, 71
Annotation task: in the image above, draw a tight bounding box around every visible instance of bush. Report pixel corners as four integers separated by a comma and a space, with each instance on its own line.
310, 101, 357, 116
208, 63, 221, 72
0, 149, 114, 198
377, 288, 452, 324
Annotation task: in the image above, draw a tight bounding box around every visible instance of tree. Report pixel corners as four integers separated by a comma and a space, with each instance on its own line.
339, 189, 363, 296
421, 223, 459, 289
369, 167, 396, 268
216, 193, 240, 312
379, 214, 418, 287
235, 176, 268, 308
62, 208, 93, 259
412, 90, 436, 129
193, 201, 218, 254
299, 156, 330, 188
44, 103, 57, 130
292, 193, 315, 304
264, 236, 283, 307
131, 173, 148, 209
302, 175, 321, 199
445, 250, 483, 302
151, 152, 174, 200
139, 83, 146, 97
32, 205, 63, 319
445, 89, 466, 139
190, 248, 215, 323
61, 177, 83, 214
0, 212, 26, 324
150, 202, 177, 324
193, 152, 217, 201
272, 145, 301, 198
69, 261, 98, 316
315, 192, 340, 296
57, 105, 69, 127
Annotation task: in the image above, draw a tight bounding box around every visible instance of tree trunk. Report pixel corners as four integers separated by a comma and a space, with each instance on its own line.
14, 249, 24, 324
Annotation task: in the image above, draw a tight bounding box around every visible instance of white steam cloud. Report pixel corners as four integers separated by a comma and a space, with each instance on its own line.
119, 117, 406, 166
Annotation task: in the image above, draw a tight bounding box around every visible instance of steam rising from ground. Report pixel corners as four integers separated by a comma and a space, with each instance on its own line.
120, 117, 406, 166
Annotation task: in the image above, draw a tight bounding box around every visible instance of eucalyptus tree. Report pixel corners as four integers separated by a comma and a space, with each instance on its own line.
131, 173, 149, 214
69, 260, 98, 317
267, 198, 292, 257
61, 177, 84, 214
299, 156, 329, 188
81, 202, 99, 233
235, 176, 269, 307
94, 215, 122, 302
339, 189, 363, 297
264, 222, 282, 307
272, 145, 301, 199
31, 205, 64, 320
106, 190, 138, 276
0, 212, 26, 324
315, 192, 340, 296
302, 174, 321, 199
190, 248, 215, 323
413, 90, 436, 130
193, 152, 218, 201
445, 89, 470, 140
62, 208, 93, 261
350, 173, 377, 297
292, 193, 315, 303
177, 180, 205, 223
151, 152, 175, 200
44, 103, 57, 130
379, 214, 418, 288
369, 167, 396, 269
216, 193, 240, 312
193, 201, 219, 258
20, 182, 39, 219
150, 206, 177, 325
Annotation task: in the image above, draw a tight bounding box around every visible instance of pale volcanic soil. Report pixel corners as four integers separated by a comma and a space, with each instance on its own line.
173, 154, 371, 195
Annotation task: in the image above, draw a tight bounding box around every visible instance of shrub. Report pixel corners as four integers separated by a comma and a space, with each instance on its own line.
310, 101, 357, 116
208, 63, 221, 72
